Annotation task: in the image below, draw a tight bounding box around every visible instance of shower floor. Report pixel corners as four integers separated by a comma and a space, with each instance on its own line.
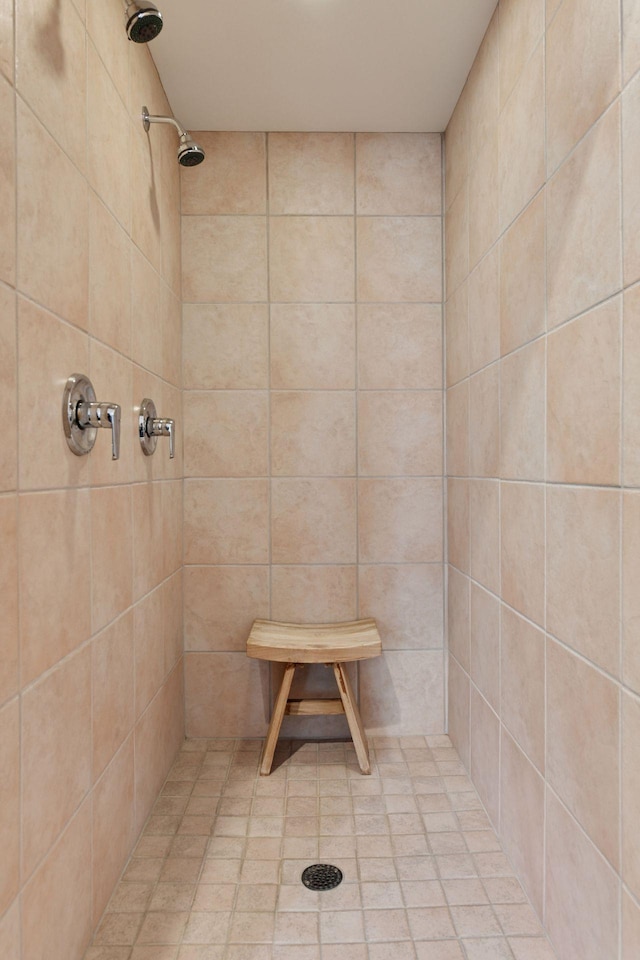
85, 736, 557, 960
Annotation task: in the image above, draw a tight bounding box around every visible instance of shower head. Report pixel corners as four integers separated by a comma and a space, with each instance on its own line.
142, 106, 206, 167
125, 2, 163, 43
177, 134, 206, 167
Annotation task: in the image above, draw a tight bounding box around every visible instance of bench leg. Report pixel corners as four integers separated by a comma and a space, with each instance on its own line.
333, 662, 371, 775
260, 662, 296, 776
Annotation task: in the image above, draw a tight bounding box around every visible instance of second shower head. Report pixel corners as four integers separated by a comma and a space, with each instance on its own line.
125, 2, 163, 43
142, 106, 205, 167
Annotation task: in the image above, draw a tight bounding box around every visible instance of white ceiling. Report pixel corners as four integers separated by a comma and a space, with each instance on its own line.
150, 0, 497, 133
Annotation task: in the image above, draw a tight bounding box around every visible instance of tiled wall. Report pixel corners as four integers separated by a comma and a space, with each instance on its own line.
0, 1, 184, 957
181, 132, 446, 739
444, 1, 640, 958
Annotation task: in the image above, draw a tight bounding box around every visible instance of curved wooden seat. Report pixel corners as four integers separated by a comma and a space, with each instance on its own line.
246, 618, 382, 776
246, 618, 382, 663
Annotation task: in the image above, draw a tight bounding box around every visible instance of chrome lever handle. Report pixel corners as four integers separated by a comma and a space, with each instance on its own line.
63, 374, 121, 460
148, 417, 175, 459
139, 398, 176, 459
76, 400, 121, 460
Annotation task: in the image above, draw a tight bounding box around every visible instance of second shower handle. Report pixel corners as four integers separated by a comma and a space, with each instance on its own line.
139, 397, 175, 459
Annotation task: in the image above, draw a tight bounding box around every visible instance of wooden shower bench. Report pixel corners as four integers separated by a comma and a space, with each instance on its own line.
246, 618, 382, 776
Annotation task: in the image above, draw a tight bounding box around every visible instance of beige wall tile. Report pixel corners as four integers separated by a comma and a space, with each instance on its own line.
623, 887, 640, 959
445, 87, 469, 210
546, 486, 621, 675
360, 650, 444, 735
546, 105, 621, 329
182, 216, 267, 302
272, 565, 357, 623
358, 304, 442, 390
469, 366, 499, 478
545, 790, 618, 960
448, 567, 470, 672
93, 736, 136, 923
181, 132, 266, 215
623, 693, 640, 900
446, 181, 469, 297
499, 43, 545, 231
446, 282, 469, 387
470, 687, 500, 827
357, 217, 441, 302
130, 247, 164, 377
500, 482, 545, 626
356, 133, 441, 215
18, 298, 90, 490
0, 898, 19, 960
625, 285, 640, 486
0, 285, 15, 492
22, 800, 93, 960
129, 125, 162, 275
500, 193, 545, 356
88, 194, 131, 356
184, 653, 270, 738
91, 485, 133, 633
270, 216, 354, 302
501, 608, 545, 773
358, 392, 442, 477
162, 571, 183, 675
92, 611, 135, 780
624, 492, 640, 692
272, 391, 356, 477
0, 698, 19, 914
184, 391, 268, 478
547, 639, 619, 867
469, 127, 499, 269
86, 0, 128, 104
358, 564, 443, 650
134, 589, 166, 719
17, 100, 89, 328
448, 652, 470, 769
547, 299, 621, 485
358, 478, 442, 563
0, 0, 13, 81
499, 0, 545, 107
468, 245, 500, 374
184, 565, 269, 652
269, 133, 354, 215
272, 478, 357, 564
546, 0, 620, 174
500, 729, 544, 916
446, 381, 469, 478
0, 77, 15, 286
132, 480, 164, 600
183, 304, 269, 390
21, 647, 91, 878
447, 478, 470, 573
623, 75, 640, 285
271, 304, 355, 390
500, 339, 545, 481
623, 0, 640, 81
0, 496, 18, 705
19, 489, 92, 685
184, 479, 269, 564
469, 479, 500, 595
470, 583, 499, 710
468, 10, 500, 160
16, 0, 87, 169
87, 42, 130, 229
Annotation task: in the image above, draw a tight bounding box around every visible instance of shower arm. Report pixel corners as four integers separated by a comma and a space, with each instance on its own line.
142, 107, 187, 139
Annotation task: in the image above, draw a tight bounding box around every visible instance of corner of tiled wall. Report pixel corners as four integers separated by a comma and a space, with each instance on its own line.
444, 1, 640, 958
0, 0, 184, 957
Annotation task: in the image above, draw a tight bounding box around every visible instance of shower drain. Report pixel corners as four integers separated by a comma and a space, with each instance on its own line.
301, 863, 343, 891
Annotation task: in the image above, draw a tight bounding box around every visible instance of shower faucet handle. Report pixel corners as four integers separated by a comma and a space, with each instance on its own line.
139, 398, 175, 459
63, 374, 121, 460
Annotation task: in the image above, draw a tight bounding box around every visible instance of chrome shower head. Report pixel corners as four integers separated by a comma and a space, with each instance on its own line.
141, 106, 206, 167
177, 134, 206, 167
125, 2, 163, 43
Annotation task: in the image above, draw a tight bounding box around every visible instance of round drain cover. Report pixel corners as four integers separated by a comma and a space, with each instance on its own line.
301, 863, 343, 891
